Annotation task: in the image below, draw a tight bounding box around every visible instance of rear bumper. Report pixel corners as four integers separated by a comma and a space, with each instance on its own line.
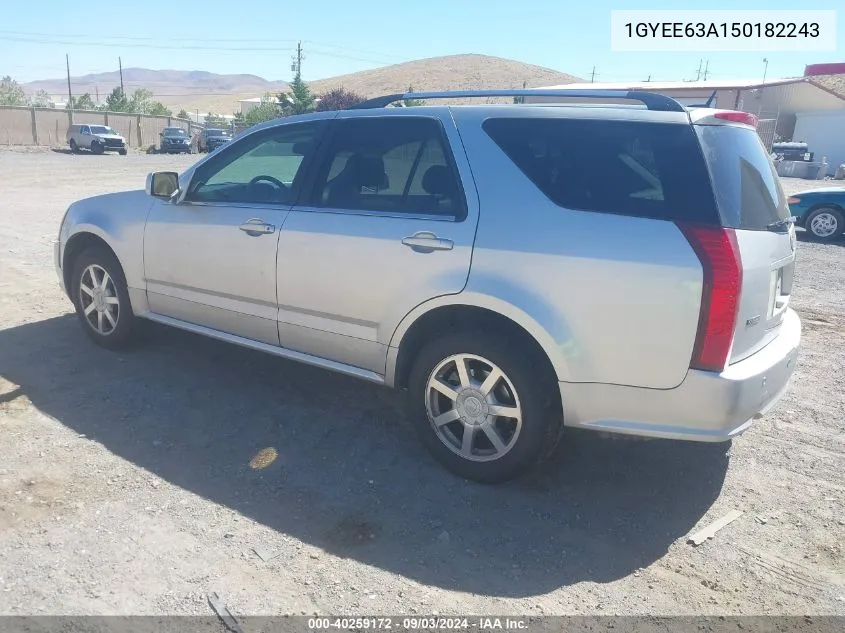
559, 308, 801, 442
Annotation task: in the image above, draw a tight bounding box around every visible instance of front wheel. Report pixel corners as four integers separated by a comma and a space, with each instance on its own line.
71, 248, 139, 350
805, 207, 844, 242
407, 332, 562, 484
90, 141, 104, 155
118, 148, 127, 156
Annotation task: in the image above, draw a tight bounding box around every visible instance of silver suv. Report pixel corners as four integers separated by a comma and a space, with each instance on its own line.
67, 124, 127, 155
54, 89, 801, 483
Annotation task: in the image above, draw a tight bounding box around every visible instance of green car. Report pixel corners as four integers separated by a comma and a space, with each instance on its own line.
788, 187, 845, 242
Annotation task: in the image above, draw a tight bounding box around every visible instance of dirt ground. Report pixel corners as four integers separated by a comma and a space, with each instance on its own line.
0, 147, 842, 617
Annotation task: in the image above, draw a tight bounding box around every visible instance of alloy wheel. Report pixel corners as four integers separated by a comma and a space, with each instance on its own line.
78, 264, 120, 336
425, 354, 523, 462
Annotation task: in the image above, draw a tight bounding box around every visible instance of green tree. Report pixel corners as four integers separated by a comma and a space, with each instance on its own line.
279, 74, 315, 116
67, 92, 96, 110
204, 112, 227, 127
104, 87, 129, 112
148, 101, 171, 116
177, 109, 190, 120
0, 76, 27, 106
31, 89, 54, 108
402, 85, 425, 107
128, 88, 153, 113
233, 93, 281, 129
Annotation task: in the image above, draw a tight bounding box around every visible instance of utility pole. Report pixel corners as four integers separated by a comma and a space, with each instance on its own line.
762, 58, 769, 83
291, 41, 303, 78
695, 59, 702, 81
66, 54, 73, 108
96, 86, 99, 102
590, 66, 596, 83
703, 60, 710, 81
119, 57, 124, 93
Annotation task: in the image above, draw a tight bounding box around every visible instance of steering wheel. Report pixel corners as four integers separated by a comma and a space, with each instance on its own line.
247, 175, 288, 201
249, 175, 286, 189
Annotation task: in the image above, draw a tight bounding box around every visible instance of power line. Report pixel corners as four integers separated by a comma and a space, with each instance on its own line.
0, 30, 404, 58
0, 29, 298, 44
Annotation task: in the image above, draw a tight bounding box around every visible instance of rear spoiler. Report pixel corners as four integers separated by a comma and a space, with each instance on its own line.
686, 91, 718, 109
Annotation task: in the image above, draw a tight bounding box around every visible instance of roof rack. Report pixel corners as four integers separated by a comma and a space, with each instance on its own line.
353, 89, 686, 112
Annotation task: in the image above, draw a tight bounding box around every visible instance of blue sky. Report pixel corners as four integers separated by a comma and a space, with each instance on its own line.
2, 0, 841, 85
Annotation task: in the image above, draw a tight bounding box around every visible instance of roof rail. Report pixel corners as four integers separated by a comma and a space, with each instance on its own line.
352, 89, 686, 112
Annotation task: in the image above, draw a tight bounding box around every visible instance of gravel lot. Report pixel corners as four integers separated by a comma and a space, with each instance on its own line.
0, 147, 842, 617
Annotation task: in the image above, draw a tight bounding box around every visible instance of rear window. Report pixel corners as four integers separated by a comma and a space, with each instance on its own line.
483, 118, 720, 224
695, 125, 789, 230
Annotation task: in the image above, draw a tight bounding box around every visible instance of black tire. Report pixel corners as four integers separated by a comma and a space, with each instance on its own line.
407, 331, 562, 484
90, 141, 104, 155
70, 247, 139, 350
804, 207, 844, 242
118, 148, 127, 156
69, 139, 79, 154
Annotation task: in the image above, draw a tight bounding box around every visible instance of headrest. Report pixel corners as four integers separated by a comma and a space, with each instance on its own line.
421, 165, 456, 197
347, 154, 387, 189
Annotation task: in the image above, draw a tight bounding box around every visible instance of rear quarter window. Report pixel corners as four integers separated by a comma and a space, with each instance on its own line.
695, 125, 789, 230
482, 118, 720, 224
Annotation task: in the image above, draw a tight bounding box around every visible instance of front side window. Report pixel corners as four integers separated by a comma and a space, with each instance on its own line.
187, 121, 325, 205
308, 117, 465, 219
90, 126, 115, 135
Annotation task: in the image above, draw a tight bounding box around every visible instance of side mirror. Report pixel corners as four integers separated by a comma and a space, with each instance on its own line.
146, 171, 179, 198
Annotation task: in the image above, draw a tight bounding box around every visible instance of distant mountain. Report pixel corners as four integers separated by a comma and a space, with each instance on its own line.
23, 54, 581, 114
309, 54, 582, 99
23, 68, 288, 114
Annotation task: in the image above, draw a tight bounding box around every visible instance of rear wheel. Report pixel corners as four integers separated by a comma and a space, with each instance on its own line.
69, 139, 79, 154
407, 332, 562, 484
70, 248, 138, 350
805, 207, 844, 242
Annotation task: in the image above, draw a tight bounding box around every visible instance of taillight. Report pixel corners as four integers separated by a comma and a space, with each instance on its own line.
677, 223, 743, 372
714, 111, 759, 128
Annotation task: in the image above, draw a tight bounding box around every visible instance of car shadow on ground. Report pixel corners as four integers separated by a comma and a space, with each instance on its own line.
0, 315, 730, 597
796, 229, 845, 245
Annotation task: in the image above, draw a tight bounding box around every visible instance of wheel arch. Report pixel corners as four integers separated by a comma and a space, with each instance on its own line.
62, 230, 126, 298
387, 294, 568, 398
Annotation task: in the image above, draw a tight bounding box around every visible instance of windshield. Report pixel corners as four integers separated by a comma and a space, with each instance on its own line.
164, 128, 188, 137
90, 126, 116, 135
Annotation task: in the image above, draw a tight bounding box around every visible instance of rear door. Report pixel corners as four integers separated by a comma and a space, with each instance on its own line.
695, 122, 796, 363
275, 109, 479, 375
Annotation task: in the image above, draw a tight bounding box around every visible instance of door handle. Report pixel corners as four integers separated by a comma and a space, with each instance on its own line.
401, 232, 454, 252
238, 218, 275, 236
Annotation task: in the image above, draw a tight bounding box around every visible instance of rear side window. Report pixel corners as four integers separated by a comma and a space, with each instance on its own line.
696, 125, 789, 230
308, 117, 466, 219
483, 118, 720, 224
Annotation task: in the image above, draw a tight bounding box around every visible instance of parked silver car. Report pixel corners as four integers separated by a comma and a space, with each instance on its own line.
54, 89, 801, 483
66, 124, 127, 155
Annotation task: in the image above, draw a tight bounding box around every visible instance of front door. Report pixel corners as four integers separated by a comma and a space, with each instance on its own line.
143, 121, 326, 345
276, 110, 479, 375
